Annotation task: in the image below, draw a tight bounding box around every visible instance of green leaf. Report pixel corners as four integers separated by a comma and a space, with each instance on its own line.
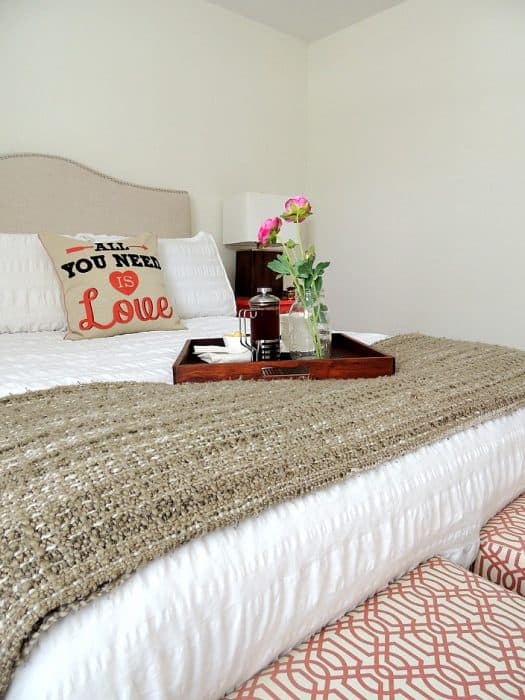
267, 259, 290, 275
314, 261, 330, 276
297, 259, 313, 278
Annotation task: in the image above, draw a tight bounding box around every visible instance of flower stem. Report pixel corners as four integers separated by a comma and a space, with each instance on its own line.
296, 221, 305, 259
280, 220, 325, 359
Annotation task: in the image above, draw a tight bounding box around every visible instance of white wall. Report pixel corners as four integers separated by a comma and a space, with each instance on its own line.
308, 0, 525, 348
3, 0, 524, 348
0, 0, 307, 279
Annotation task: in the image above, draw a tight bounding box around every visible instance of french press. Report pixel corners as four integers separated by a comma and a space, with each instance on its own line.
239, 287, 280, 361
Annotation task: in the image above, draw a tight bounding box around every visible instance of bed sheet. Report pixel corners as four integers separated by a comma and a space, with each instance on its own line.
3, 325, 525, 700
0, 320, 385, 397
0, 317, 239, 396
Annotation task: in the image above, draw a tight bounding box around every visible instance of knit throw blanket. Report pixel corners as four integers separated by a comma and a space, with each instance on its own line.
2, 333, 525, 695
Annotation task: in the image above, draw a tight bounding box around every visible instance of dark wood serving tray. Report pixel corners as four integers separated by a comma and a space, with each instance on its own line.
172, 333, 395, 384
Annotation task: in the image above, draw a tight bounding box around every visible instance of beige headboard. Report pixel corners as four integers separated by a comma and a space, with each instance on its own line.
0, 153, 190, 237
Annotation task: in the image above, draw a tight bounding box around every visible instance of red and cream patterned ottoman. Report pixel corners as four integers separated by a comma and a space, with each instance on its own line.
472, 493, 525, 597
225, 557, 525, 700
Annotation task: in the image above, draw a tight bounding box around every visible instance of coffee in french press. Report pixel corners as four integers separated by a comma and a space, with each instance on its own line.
242, 287, 280, 361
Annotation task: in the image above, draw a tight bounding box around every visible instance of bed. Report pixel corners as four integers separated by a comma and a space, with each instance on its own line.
1, 154, 524, 700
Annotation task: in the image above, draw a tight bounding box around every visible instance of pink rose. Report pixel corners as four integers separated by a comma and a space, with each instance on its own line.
258, 217, 282, 246
282, 197, 312, 223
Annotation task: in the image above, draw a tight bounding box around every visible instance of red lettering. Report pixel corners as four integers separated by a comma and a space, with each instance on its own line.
158, 296, 173, 319
133, 297, 148, 322
78, 288, 175, 332
114, 299, 134, 324
109, 271, 139, 295
140, 296, 156, 319
78, 288, 115, 331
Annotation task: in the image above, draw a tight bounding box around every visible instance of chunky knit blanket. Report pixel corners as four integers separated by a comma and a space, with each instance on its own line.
2, 333, 525, 695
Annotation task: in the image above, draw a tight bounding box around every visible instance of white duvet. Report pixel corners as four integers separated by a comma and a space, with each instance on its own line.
3, 322, 525, 700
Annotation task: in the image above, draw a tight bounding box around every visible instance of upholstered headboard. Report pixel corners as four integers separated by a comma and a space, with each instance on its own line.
0, 153, 190, 237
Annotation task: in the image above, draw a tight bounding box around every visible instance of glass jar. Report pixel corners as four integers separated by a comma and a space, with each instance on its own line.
287, 289, 330, 359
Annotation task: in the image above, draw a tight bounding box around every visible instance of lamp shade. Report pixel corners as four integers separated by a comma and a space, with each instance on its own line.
222, 192, 294, 246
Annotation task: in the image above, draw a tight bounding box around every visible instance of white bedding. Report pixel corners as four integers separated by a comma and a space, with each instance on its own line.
0, 317, 241, 396
4, 324, 525, 700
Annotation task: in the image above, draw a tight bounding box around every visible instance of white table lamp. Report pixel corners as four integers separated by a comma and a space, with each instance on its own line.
222, 192, 295, 247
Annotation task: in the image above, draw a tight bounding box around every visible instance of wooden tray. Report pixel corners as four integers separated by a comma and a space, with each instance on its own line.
173, 333, 395, 384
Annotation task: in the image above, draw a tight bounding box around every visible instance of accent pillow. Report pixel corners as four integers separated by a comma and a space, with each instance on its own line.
39, 233, 185, 340
158, 232, 235, 318
0, 233, 67, 333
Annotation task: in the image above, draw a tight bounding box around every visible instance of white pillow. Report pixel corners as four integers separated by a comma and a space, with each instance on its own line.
0, 233, 66, 332
157, 232, 236, 318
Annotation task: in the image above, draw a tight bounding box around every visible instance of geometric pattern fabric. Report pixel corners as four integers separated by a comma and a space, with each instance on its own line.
225, 557, 525, 700
472, 492, 525, 597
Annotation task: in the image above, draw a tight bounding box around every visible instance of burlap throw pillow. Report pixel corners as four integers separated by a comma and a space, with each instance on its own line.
39, 233, 185, 340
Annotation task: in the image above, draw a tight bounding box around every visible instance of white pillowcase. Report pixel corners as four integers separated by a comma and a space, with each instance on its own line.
0, 233, 66, 332
0, 231, 235, 333
158, 232, 236, 318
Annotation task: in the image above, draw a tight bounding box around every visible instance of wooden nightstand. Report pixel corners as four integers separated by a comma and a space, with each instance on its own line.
235, 297, 295, 315
234, 249, 283, 298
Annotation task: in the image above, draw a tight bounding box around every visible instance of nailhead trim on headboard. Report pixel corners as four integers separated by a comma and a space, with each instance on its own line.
0, 153, 188, 195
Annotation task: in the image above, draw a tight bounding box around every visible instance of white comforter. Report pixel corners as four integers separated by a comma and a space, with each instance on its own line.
3, 322, 525, 700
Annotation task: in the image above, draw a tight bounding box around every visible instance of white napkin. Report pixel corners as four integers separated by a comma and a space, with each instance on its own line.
193, 345, 252, 364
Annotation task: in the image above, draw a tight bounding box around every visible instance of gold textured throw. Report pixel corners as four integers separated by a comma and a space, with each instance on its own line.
2, 333, 525, 695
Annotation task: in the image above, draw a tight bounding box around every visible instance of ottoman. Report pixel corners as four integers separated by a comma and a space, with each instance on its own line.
225, 557, 525, 700
472, 492, 525, 596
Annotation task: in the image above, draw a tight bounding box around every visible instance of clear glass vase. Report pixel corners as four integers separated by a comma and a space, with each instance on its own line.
287, 289, 331, 359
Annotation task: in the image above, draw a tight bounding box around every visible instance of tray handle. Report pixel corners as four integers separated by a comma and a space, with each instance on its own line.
261, 366, 311, 380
